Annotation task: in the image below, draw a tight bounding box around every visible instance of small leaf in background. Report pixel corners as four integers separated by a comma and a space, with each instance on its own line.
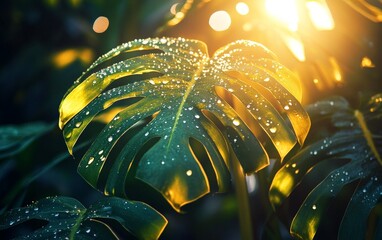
0, 122, 54, 159
269, 94, 382, 240
58, 37, 310, 211
0, 196, 167, 240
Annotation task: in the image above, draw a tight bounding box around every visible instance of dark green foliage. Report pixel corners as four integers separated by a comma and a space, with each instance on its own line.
0, 123, 53, 159
0, 196, 167, 239
270, 95, 382, 239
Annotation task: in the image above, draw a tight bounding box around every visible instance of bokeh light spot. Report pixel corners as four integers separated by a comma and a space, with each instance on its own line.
265, 0, 299, 32
209, 11, 231, 31
306, 1, 335, 31
242, 22, 253, 31
93, 16, 109, 33
361, 56, 375, 68
52, 48, 94, 68
284, 35, 306, 61
236, 2, 249, 15
170, 3, 179, 15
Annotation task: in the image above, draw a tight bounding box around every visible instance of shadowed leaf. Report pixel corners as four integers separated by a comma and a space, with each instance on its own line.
0, 122, 54, 159
269, 94, 382, 240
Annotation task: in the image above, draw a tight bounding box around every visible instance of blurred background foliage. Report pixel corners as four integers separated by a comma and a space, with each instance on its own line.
0, 0, 382, 239
2, 0, 382, 124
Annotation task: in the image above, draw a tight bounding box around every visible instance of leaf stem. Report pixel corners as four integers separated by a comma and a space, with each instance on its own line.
230, 152, 254, 240
354, 110, 382, 165
69, 209, 86, 240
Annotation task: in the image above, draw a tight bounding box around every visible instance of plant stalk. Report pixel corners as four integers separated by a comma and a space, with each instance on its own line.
230, 152, 255, 240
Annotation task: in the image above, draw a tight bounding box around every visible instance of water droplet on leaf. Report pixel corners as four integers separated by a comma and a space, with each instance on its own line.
88, 157, 94, 165
233, 119, 240, 126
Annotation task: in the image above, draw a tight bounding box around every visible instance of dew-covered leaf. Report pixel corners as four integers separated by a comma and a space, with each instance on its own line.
0, 122, 54, 159
269, 94, 382, 240
0, 196, 167, 240
59, 37, 310, 211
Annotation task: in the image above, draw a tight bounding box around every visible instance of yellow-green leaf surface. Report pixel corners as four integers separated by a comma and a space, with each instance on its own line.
269, 95, 382, 240
59, 37, 310, 211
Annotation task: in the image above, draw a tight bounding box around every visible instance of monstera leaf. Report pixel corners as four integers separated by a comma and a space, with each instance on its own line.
0, 196, 167, 239
59, 37, 310, 211
269, 94, 382, 240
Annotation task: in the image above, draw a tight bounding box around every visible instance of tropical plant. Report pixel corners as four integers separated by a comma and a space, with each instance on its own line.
270, 94, 382, 240
1, 0, 382, 239
58, 37, 310, 211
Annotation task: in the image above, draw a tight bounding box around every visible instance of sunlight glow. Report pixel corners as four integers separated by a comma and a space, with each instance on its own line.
306, 1, 335, 30
329, 57, 342, 82
236, 2, 250, 15
269, 170, 295, 206
284, 35, 306, 61
265, 0, 299, 32
209, 11, 231, 31
93, 16, 109, 33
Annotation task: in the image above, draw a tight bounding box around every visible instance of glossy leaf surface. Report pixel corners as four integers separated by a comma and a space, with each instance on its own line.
270, 95, 382, 240
59, 37, 310, 211
0, 196, 167, 240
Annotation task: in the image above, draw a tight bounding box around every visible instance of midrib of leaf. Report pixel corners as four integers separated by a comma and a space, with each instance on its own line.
354, 110, 382, 165
69, 209, 86, 240
166, 57, 208, 152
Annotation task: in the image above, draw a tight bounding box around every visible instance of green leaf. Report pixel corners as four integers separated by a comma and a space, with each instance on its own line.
0, 196, 167, 240
0, 122, 54, 159
59, 37, 310, 211
269, 94, 382, 240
